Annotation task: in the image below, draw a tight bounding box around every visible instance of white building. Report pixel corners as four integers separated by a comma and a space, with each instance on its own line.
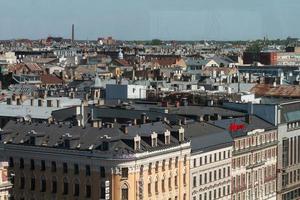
105, 84, 147, 100
186, 122, 233, 200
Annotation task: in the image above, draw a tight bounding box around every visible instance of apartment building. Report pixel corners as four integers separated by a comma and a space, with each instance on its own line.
0, 120, 190, 200
0, 162, 11, 200
213, 115, 278, 200
277, 101, 300, 200
185, 122, 233, 200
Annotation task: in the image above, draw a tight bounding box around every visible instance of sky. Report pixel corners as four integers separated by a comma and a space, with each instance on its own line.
0, 0, 299, 41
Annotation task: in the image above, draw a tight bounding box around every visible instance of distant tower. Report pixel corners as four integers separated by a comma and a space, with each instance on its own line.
72, 24, 75, 43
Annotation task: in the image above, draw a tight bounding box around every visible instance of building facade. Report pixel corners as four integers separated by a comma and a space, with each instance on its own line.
277, 120, 300, 200
0, 162, 11, 200
190, 145, 232, 200
231, 127, 278, 200
0, 120, 190, 200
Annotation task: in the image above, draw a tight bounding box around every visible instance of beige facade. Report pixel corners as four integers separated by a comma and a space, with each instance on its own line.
1, 123, 191, 200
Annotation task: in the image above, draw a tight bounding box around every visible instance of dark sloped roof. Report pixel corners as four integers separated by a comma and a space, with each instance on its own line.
211, 115, 276, 138
0, 120, 188, 156
173, 122, 233, 153
168, 106, 245, 118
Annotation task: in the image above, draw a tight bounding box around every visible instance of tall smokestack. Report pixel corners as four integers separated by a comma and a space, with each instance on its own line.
72, 24, 74, 43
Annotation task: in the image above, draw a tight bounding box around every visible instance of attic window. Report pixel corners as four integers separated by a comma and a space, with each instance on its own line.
152, 137, 157, 147
134, 135, 141, 151
64, 139, 70, 148
102, 141, 109, 151
29, 136, 36, 145
165, 135, 170, 145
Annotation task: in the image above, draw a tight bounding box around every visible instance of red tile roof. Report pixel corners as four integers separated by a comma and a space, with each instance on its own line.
251, 84, 300, 98
40, 74, 64, 85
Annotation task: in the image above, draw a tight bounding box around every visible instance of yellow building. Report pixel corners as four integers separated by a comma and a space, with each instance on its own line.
0, 120, 190, 200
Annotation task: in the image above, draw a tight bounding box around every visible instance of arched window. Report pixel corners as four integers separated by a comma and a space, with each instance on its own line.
41, 176, 46, 192
85, 180, 91, 198
52, 177, 57, 193
30, 176, 35, 191
74, 179, 80, 196
20, 173, 25, 189
121, 183, 129, 200
63, 177, 69, 195
20, 158, 24, 169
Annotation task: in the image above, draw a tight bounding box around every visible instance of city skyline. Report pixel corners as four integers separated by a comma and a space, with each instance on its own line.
0, 0, 300, 41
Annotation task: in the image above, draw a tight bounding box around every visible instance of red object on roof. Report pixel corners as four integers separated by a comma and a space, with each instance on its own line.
229, 123, 245, 132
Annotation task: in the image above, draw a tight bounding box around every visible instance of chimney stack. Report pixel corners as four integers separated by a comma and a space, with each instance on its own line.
245, 114, 252, 124
121, 124, 128, 134
72, 24, 75, 43
141, 113, 147, 124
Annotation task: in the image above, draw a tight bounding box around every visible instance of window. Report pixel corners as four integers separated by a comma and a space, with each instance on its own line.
100, 166, 105, 178
162, 160, 166, 171
51, 161, 56, 172
74, 181, 79, 196
155, 180, 158, 193
214, 170, 217, 181
193, 176, 197, 187
155, 161, 159, 172
148, 183, 151, 195
121, 168, 128, 178
169, 158, 172, 170
175, 157, 179, 168
175, 175, 178, 187
152, 137, 157, 147
199, 174, 202, 185
101, 185, 105, 198
121, 186, 129, 200
74, 164, 79, 175
86, 184, 91, 198
63, 178, 69, 195
63, 163, 68, 174
9, 157, 14, 168
183, 173, 186, 185
41, 176, 46, 192
41, 160, 45, 171
184, 155, 187, 166
20, 176, 25, 189
148, 163, 152, 175
168, 177, 171, 189
52, 178, 57, 193
31, 177, 35, 191
20, 158, 24, 169
162, 179, 165, 192
200, 157, 202, 166
86, 165, 91, 176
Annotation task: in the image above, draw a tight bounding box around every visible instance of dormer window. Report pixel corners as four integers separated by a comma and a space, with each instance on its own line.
134, 135, 141, 151
29, 136, 35, 145
151, 132, 158, 147
179, 128, 185, 142
102, 141, 109, 151
164, 131, 171, 145
64, 139, 70, 148
152, 137, 157, 147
